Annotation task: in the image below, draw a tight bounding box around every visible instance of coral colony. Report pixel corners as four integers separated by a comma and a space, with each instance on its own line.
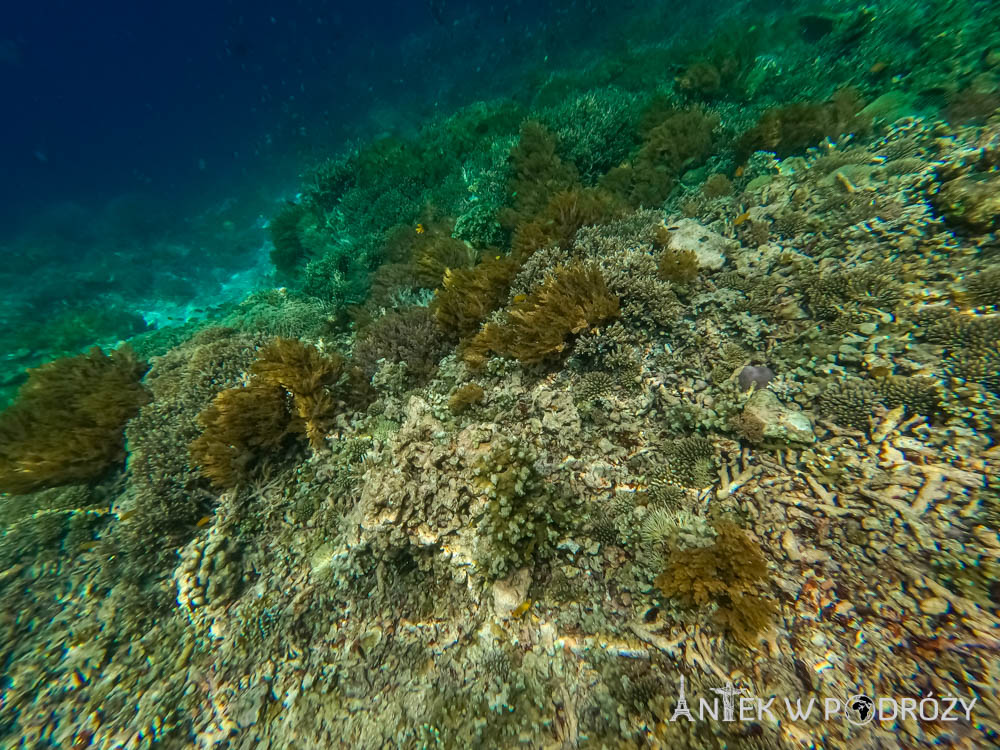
3, 2, 1000, 748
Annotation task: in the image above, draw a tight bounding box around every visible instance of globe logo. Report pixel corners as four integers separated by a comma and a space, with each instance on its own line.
844, 694, 876, 725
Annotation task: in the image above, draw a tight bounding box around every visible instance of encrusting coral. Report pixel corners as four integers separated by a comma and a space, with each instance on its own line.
0, 346, 150, 495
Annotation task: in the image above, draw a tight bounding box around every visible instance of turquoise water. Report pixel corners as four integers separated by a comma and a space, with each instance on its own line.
2, 1, 999, 747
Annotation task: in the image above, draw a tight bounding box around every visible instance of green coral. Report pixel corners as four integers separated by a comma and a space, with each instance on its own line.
661, 436, 717, 489
473, 439, 569, 578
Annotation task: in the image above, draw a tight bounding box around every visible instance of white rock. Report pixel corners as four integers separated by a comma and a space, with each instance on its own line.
661, 218, 736, 270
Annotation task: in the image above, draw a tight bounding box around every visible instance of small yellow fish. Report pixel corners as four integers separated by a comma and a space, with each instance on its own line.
196, 515, 213, 528
513, 294, 527, 303
511, 600, 532, 618
734, 165, 745, 177
415, 223, 425, 234
734, 211, 751, 226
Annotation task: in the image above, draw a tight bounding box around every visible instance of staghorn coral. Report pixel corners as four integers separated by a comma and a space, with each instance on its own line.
463, 264, 620, 367
0, 346, 150, 495
655, 519, 775, 648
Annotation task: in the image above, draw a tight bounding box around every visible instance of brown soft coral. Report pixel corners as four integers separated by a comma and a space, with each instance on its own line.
655, 519, 775, 648
188, 384, 297, 490
0, 346, 150, 495
736, 88, 871, 161
500, 120, 579, 230
511, 187, 625, 257
463, 264, 620, 366
251, 338, 372, 448
189, 338, 374, 488
603, 108, 718, 207
432, 254, 522, 339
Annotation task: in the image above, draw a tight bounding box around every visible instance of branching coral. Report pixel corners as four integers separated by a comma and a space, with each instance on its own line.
655, 519, 775, 647
0, 346, 150, 495
353, 306, 451, 386
463, 264, 620, 367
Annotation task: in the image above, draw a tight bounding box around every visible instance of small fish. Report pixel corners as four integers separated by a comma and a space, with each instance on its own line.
734, 165, 745, 177
734, 211, 751, 226
415, 223, 425, 234
511, 600, 532, 618
513, 294, 527, 303
196, 515, 213, 528
869, 61, 888, 74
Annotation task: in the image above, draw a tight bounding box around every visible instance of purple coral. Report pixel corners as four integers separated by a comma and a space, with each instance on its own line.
738, 365, 775, 392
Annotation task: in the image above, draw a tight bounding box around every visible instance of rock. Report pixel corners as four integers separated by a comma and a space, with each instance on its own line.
492, 567, 532, 619
919, 596, 950, 616
741, 389, 815, 444
661, 218, 735, 270
782, 530, 802, 561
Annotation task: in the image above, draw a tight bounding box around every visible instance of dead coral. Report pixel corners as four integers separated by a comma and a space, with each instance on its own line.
655, 519, 775, 648
0, 346, 150, 495
463, 264, 620, 367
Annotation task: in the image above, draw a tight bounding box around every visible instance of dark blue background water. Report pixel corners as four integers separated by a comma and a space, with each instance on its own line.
1, 0, 643, 237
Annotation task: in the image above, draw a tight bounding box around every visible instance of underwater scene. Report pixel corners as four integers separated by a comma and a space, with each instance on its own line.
2, 0, 1000, 747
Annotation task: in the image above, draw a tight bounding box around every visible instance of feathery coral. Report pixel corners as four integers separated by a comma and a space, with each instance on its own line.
0, 346, 150, 495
